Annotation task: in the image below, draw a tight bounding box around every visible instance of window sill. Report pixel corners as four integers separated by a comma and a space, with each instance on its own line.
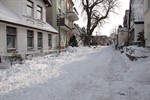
7, 48, 16, 53
38, 47, 43, 50
49, 47, 52, 50
28, 47, 35, 51
23, 15, 45, 23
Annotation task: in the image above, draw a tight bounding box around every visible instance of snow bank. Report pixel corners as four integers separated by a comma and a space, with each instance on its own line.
66, 46, 76, 53
124, 45, 150, 57
124, 56, 150, 84
0, 46, 93, 94
122, 46, 150, 84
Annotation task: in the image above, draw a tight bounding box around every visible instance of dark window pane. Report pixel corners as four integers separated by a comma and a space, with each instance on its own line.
48, 34, 52, 47
7, 35, 16, 48
28, 38, 33, 47
38, 39, 42, 47
38, 32, 42, 48
27, 30, 34, 48
7, 27, 16, 49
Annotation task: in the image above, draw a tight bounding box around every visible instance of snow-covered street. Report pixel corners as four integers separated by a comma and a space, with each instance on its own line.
0, 46, 150, 100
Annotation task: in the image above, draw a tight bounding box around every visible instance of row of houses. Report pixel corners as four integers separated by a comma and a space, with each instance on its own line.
0, 0, 79, 58
115, 0, 150, 48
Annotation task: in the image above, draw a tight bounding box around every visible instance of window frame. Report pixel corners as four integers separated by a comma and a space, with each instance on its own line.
27, 30, 34, 49
27, 0, 34, 17
37, 32, 43, 49
6, 26, 17, 51
48, 34, 52, 48
37, 5, 42, 20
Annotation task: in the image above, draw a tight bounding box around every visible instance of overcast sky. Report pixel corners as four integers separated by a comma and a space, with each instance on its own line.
74, 0, 130, 36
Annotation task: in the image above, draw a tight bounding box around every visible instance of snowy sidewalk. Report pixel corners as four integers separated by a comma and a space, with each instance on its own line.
0, 46, 150, 100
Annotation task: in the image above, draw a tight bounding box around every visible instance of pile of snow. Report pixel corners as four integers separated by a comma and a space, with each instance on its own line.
0, 46, 93, 94
121, 45, 150, 85
125, 59, 150, 84
66, 46, 77, 53
124, 45, 150, 57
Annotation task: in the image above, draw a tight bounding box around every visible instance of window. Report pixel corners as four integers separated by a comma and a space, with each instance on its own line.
38, 32, 42, 48
48, 34, 52, 48
27, 0, 33, 17
7, 27, 17, 50
27, 30, 34, 48
37, 5, 42, 20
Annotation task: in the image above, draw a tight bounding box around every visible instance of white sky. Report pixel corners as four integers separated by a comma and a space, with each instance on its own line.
74, 0, 130, 36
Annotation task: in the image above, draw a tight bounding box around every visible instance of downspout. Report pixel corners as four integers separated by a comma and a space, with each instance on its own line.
128, 0, 131, 45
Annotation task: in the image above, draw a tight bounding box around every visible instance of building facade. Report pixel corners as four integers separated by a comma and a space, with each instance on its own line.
129, 0, 144, 44
0, 0, 58, 58
91, 35, 110, 46
46, 0, 79, 49
144, 0, 150, 47
117, 27, 128, 47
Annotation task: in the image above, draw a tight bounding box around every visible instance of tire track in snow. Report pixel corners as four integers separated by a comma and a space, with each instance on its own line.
67, 47, 114, 100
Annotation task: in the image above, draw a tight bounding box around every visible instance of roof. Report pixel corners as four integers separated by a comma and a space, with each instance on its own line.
0, 1, 58, 34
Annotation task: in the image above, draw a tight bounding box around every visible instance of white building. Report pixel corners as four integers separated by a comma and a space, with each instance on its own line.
129, 0, 144, 43
0, 0, 58, 58
144, 0, 150, 47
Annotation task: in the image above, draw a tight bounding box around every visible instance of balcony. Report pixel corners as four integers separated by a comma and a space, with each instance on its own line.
57, 17, 72, 31
67, 8, 79, 21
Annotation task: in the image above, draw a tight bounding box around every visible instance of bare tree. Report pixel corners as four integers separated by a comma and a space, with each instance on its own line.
110, 26, 118, 48
76, 0, 119, 46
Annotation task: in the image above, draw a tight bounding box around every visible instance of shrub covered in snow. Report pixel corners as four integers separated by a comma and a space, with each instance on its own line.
66, 46, 76, 53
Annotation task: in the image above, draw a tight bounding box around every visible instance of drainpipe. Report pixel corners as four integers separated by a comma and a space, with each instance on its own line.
128, 0, 131, 45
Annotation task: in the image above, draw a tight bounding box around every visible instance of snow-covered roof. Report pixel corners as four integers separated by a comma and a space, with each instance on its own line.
0, 2, 58, 34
